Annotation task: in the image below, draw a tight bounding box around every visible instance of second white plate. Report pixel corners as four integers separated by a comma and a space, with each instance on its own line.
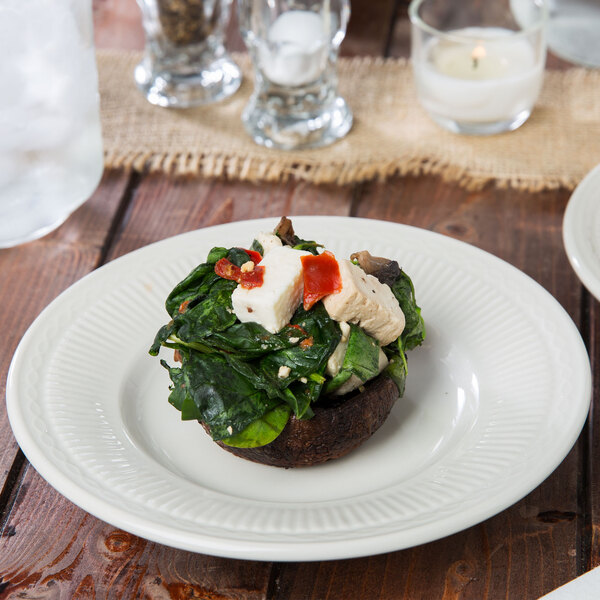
564, 164, 600, 302
7, 217, 591, 561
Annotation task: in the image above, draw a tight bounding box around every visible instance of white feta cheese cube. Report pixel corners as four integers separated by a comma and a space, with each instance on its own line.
231, 246, 310, 333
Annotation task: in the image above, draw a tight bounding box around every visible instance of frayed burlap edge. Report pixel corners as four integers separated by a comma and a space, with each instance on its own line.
103, 148, 583, 191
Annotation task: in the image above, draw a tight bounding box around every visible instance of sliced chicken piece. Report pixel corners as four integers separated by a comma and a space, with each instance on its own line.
322, 259, 405, 346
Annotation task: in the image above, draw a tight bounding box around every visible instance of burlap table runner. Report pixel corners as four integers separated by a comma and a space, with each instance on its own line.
99, 49, 600, 190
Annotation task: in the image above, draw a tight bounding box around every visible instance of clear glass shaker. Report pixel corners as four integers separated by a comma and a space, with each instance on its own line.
135, 0, 242, 107
0, 0, 104, 248
238, 0, 353, 150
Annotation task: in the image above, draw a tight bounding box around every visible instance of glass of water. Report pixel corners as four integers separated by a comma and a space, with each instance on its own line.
0, 0, 104, 248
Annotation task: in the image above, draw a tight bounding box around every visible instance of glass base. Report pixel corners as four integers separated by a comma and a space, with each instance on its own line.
427, 108, 532, 136
134, 54, 242, 108
242, 95, 353, 150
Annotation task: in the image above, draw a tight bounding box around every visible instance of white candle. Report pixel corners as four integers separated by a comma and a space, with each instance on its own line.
259, 10, 329, 87
414, 27, 544, 124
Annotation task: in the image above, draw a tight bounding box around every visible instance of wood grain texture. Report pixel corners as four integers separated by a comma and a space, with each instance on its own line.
271, 503, 578, 599
342, 0, 398, 57
0, 466, 270, 599
587, 293, 600, 570
103, 175, 354, 260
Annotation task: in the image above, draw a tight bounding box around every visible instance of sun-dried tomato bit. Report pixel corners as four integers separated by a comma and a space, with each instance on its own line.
215, 258, 240, 281
214, 257, 265, 289
239, 265, 265, 289
241, 248, 262, 264
299, 336, 314, 348
301, 251, 343, 310
178, 300, 191, 314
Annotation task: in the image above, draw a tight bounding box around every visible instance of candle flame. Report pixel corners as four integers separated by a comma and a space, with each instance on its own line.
471, 44, 486, 69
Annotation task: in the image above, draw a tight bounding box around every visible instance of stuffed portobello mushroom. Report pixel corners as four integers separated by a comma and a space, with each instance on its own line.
149, 217, 425, 467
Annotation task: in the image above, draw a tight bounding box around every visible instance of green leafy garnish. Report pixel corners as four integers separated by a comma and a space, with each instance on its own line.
391, 271, 426, 351
223, 404, 291, 448
383, 270, 425, 392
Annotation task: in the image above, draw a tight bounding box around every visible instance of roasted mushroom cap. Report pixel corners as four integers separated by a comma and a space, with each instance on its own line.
211, 375, 399, 468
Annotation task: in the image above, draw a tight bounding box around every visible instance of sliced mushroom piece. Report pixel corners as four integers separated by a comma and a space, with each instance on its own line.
350, 250, 402, 286
273, 216, 297, 247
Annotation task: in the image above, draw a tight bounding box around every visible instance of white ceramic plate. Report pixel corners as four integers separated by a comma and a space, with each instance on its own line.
7, 217, 591, 561
563, 164, 600, 302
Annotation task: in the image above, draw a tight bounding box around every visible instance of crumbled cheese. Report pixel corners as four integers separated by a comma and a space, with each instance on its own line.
300, 377, 308, 383
278, 365, 291, 378
241, 260, 255, 273
289, 337, 300, 344
227, 425, 233, 435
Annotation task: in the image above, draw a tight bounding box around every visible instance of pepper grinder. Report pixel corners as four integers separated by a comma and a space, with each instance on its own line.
238, 0, 353, 150
135, 0, 241, 107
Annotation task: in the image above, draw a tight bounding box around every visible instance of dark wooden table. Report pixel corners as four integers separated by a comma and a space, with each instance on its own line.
1, 1, 597, 598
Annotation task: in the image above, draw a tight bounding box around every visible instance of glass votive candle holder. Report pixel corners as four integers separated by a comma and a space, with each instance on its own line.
409, 0, 547, 135
238, 0, 353, 150
135, 0, 241, 108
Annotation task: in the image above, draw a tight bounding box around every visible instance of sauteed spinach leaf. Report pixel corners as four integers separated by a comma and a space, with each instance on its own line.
382, 270, 426, 395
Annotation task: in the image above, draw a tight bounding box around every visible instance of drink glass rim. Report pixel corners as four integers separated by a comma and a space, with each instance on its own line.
408, 0, 547, 43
